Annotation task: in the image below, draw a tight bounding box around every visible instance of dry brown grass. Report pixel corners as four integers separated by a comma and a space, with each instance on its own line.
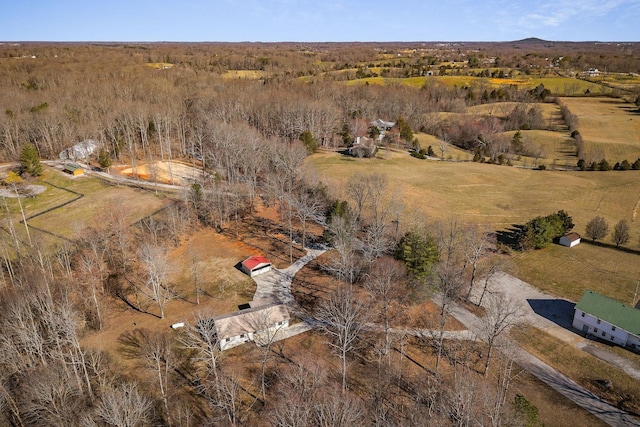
307, 151, 640, 242
559, 97, 640, 162
513, 326, 640, 417
510, 242, 640, 303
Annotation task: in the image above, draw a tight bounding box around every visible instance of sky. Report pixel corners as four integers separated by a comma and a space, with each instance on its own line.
1, 0, 639, 42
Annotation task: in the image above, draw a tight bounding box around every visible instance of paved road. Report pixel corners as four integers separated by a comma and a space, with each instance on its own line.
448, 289, 640, 426
251, 246, 327, 340
482, 272, 640, 380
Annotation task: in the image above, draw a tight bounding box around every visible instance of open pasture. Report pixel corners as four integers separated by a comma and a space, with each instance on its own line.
19, 168, 169, 240
558, 97, 640, 162
343, 74, 609, 95
511, 242, 640, 303
307, 151, 640, 244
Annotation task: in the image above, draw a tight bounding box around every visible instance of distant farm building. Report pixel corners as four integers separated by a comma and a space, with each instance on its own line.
59, 139, 98, 161
585, 68, 600, 77
572, 290, 640, 350
559, 233, 581, 247
62, 163, 84, 176
241, 256, 272, 277
371, 118, 396, 133
213, 303, 290, 351
348, 136, 377, 158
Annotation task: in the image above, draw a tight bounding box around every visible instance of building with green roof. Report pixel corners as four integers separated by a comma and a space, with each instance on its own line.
572, 290, 640, 350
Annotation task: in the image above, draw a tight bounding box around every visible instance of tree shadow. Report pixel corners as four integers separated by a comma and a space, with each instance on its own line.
583, 239, 640, 256
527, 299, 575, 330
495, 224, 525, 250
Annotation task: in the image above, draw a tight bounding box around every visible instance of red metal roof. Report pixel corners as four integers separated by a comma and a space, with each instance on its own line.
242, 256, 270, 270
563, 232, 581, 241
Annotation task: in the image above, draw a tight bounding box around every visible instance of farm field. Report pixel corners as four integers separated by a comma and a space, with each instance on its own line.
510, 242, 640, 303
307, 150, 640, 242
558, 97, 640, 162
5, 166, 169, 241
342, 74, 611, 95
308, 150, 640, 302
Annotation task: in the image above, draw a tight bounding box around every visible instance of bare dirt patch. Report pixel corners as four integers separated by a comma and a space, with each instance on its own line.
0, 184, 46, 198
118, 160, 204, 186
82, 228, 258, 365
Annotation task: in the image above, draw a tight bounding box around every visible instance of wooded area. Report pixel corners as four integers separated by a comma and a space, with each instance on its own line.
0, 41, 639, 426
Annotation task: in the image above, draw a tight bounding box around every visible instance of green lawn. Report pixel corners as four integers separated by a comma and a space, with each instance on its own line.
11, 167, 169, 241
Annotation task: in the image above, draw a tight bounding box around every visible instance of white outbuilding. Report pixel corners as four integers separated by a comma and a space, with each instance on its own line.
241, 256, 272, 277
559, 232, 581, 247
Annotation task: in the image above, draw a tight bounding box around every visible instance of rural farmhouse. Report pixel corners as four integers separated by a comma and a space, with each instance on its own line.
572, 290, 640, 350
59, 139, 98, 161
241, 256, 272, 277
213, 303, 290, 351
559, 232, 581, 247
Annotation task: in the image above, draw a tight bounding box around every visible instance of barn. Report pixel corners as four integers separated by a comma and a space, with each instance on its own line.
62, 163, 84, 176
559, 232, 581, 247
241, 256, 272, 277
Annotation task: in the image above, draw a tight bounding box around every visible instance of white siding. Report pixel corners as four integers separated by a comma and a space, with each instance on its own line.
573, 309, 635, 347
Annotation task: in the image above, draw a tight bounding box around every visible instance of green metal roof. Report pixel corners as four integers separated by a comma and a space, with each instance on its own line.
575, 290, 640, 335
63, 163, 81, 172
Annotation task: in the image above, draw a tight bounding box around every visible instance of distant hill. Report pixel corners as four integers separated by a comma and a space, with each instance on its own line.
512, 37, 551, 44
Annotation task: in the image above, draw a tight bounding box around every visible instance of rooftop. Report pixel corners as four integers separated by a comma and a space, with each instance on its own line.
214, 303, 289, 340
242, 255, 270, 270
575, 290, 640, 335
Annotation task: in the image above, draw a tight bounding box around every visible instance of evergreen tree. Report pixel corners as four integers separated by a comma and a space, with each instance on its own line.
397, 116, 413, 142
300, 130, 317, 154
395, 231, 439, 281
19, 142, 43, 176
427, 145, 435, 157
98, 148, 112, 170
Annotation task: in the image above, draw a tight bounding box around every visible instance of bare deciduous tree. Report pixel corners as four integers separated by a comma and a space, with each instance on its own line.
95, 382, 152, 427
463, 226, 494, 301
476, 293, 522, 376
138, 243, 173, 319
365, 258, 405, 358
315, 286, 368, 392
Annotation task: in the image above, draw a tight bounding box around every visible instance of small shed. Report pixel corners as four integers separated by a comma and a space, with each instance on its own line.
241, 256, 272, 277
559, 232, 581, 247
62, 163, 84, 176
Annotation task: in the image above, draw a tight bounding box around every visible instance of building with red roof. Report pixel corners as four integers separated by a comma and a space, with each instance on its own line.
241, 256, 272, 277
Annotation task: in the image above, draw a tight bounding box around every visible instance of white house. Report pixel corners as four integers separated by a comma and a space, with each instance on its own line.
59, 139, 99, 161
572, 290, 640, 350
214, 303, 290, 351
559, 232, 581, 247
241, 256, 272, 277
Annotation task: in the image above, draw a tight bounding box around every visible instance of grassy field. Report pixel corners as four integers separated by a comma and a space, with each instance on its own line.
466, 101, 562, 123
221, 70, 267, 79
413, 133, 474, 161
308, 150, 640, 239
307, 149, 640, 302
342, 74, 610, 95
558, 97, 640, 162
10, 167, 169, 241
510, 243, 640, 303
435, 96, 640, 166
